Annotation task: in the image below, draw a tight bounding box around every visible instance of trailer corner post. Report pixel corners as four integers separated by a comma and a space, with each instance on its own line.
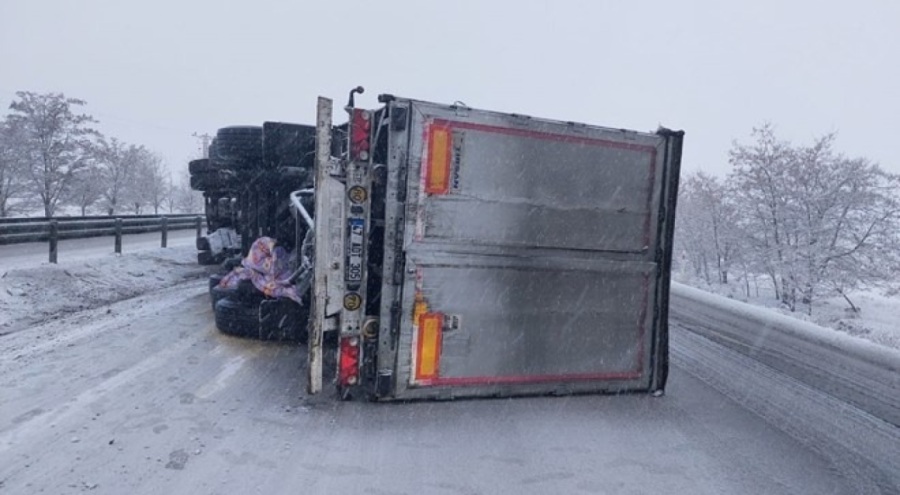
49, 220, 58, 264
161, 216, 168, 248
308, 96, 333, 395
114, 218, 123, 254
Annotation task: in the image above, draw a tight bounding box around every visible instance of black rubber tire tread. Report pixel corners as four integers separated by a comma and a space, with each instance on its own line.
259, 298, 310, 343
262, 122, 316, 171
210, 284, 237, 311
214, 297, 259, 338
208, 273, 224, 291
222, 256, 242, 272
216, 126, 263, 166
189, 158, 215, 174
236, 278, 265, 305
275, 166, 311, 189
208, 138, 225, 168
208, 273, 226, 310
210, 137, 261, 174
196, 236, 211, 251
199, 167, 240, 190
190, 172, 222, 191
197, 250, 217, 265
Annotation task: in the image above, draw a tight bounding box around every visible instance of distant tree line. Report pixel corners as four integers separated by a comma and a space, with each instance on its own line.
675, 124, 900, 314
0, 91, 201, 218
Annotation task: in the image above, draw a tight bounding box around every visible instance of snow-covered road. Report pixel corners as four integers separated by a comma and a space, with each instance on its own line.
671, 283, 900, 427
0, 279, 897, 493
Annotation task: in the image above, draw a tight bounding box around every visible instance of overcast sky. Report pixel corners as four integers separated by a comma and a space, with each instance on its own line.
2, 0, 898, 181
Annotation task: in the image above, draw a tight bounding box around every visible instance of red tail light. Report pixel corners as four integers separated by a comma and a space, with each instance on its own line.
350, 109, 371, 161
339, 336, 360, 386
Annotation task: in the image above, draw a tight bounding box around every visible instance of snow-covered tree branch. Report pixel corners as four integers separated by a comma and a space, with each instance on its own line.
4, 91, 101, 217
676, 124, 900, 314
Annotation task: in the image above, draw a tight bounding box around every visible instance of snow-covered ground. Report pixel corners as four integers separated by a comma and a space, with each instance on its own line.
0, 243, 211, 335
673, 272, 900, 351
0, 229, 197, 269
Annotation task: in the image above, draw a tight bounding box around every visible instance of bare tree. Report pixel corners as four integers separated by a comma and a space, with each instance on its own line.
5, 92, 100, 217
136, 151, 168, 214
65, 164, 104, 215
173, 170, 202, 213
674, 176, 714, 283
163, 174, 177, 213
679, 172, 741, 284
0, 118, 28, 217
97, 138, 128, 215
97, 138, 149, 215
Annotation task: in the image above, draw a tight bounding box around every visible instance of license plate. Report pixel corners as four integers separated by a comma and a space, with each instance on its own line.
346, 218, 364, 283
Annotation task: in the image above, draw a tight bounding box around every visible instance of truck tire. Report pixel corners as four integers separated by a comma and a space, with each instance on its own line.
190, 172, 221, 191
208, 273, 224, 291
216, 126, 263, 169
208, 137, 226, 168
236, 279, 265, 305
196, 236, 211, 251
210, 283, 237, 311
189, 158, 215, 174
262, 122, 316, 171
214, 297, 259, 338
197, 250, 217, 265
208, 273, 228, 310
221, 256, 242, 272
259, 298, 309, 343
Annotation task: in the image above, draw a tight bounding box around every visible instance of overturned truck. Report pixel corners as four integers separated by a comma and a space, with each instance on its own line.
196, 89, 683, 401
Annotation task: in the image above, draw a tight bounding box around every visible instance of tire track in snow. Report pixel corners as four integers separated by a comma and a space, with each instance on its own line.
671, 324, 900, 494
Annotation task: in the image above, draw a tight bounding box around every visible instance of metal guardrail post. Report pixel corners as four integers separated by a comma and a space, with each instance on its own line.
49, 221, 58, 263
195, 216, 202, 239
161, 217, 168, 248
0, 214, 206, 247
114, 218, 123, 254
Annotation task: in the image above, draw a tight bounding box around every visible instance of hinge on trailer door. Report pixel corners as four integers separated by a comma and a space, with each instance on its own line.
392, 224, 405, 286
389, 301, 401, 350
396, 152, 408, 203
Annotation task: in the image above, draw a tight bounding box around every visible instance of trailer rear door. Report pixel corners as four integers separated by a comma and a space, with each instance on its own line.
374, 98, 682, 400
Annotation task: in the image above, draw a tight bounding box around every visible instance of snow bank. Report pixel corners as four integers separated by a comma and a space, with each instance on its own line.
671, 282, 900, 370
0, 246, 211, 335
672, 274, 900, 351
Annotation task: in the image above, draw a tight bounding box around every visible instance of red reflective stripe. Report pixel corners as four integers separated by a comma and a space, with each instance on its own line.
416, 371, 642, 388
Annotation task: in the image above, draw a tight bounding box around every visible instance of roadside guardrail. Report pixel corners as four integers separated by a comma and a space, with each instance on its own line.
0, 214, 205, 263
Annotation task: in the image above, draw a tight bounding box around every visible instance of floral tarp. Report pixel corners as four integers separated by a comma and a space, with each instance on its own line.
219, 237, 302, 303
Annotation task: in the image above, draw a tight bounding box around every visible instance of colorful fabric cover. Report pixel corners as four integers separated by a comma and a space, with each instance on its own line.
219, 237, 301, 303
